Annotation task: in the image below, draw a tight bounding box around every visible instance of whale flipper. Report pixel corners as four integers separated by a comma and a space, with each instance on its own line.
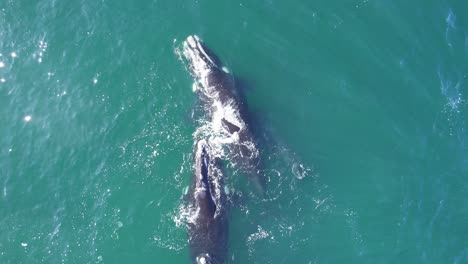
221, 118, 241, 134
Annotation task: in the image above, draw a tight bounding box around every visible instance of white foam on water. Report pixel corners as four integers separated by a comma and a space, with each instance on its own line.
446, 9, 456, 29
292, 163, 310, 180
436, 69, 466, 136
37, 40, 48, 63
246, 225, 273, 256
345, 209, 367, 256
173, 202, 197, 228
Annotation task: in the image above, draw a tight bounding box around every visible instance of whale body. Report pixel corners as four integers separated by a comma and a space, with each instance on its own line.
187, 140, 228, 264
182, 35, 263, 190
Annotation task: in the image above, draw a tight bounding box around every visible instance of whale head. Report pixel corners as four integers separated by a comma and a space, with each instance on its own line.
183, 35, 222, 73
183, 35, 233, 101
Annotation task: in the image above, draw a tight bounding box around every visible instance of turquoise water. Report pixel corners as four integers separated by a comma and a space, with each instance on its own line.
1, 0, 468, 263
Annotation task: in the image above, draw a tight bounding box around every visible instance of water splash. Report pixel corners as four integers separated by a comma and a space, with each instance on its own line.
436, 70, 466, 137
246, 225, 273, 256
34, 40, 48, 63
445, 9, 456, 47
345, 209, 367, 256
152, 203, 187, 252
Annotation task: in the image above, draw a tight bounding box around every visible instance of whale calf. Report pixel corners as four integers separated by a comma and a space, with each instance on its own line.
182, 35, 263, 190
187, 140, 228, 264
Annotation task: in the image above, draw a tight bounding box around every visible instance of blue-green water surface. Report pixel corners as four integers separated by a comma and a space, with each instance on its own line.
1, 0, 468, 263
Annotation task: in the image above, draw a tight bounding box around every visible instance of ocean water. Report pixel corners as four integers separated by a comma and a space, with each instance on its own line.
1, 0, 468, 263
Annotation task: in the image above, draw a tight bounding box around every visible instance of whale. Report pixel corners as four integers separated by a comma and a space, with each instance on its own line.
182, 35, 264, 191
187, 140, 228, 264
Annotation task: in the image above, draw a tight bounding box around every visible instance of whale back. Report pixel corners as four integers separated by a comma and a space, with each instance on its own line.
188, 140, 228, 264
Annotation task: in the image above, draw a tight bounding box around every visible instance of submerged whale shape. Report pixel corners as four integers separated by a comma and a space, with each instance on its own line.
188, 140, 228, 264
182, 35, 264, 191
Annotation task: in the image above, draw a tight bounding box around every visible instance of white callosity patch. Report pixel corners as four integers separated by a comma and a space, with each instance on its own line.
183, 35, 223, 101
189, 35, 216, 66
183, 36, 215, 88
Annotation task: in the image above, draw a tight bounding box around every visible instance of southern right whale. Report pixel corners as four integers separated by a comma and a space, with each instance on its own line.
182, 35, 264, 191
187, 140, 228, 264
